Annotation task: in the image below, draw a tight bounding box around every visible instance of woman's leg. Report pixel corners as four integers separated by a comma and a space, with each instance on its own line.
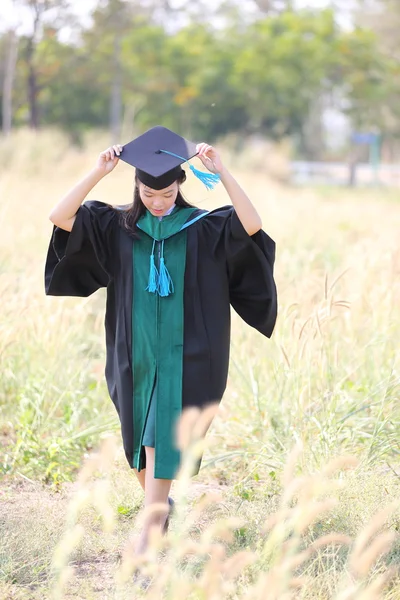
133, 467, 146, 491
135, 446, 173, 554
134, 377, 156, 493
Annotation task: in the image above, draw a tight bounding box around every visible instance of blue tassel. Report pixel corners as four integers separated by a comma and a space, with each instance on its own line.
158, 257, 174, 297
146, 241, 159, 293
158, 148, 221, 191
189, 164, 221, 190
158, 240, 174, 297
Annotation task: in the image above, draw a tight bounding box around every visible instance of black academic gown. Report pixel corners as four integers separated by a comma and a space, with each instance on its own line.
44, 201, 277, 476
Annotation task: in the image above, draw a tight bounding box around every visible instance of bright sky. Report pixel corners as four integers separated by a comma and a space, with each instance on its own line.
0, 0, 354, 35
1, 0, 97, 32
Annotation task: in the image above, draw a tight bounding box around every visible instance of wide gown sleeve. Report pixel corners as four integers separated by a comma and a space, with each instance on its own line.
44, 200, 117, 297
210, 205, 278, 338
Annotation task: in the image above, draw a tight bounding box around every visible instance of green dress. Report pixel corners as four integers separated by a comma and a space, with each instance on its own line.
132, 206, 205, 475
142, 378, 157, 447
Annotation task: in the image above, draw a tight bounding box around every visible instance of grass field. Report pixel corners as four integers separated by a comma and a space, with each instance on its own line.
1, 130, 400, 599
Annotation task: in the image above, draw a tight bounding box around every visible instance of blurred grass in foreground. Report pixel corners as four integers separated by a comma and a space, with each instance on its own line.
0, 129, 400, 598
2, 434, 400, 599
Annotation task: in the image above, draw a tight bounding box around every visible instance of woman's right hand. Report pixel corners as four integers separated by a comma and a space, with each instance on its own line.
95, 144, 123, 175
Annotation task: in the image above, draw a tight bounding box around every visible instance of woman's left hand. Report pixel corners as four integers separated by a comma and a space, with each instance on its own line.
196, 143, 225, 175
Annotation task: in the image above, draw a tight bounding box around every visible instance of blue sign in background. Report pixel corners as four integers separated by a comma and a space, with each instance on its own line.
352, 132, 379, 145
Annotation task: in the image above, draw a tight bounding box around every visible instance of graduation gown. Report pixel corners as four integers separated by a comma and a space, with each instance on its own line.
44, 200, 277, 479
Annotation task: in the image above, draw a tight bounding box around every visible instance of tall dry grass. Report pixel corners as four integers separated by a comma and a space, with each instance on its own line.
1, 129, 400, 598
34, 432, 400, 599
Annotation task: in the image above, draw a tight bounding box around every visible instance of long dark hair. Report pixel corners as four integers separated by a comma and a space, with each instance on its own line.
118, 171, 193, 239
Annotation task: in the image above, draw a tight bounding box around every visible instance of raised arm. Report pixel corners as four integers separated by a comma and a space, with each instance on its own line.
196, 142, 262, 236
49, 144, 122, 232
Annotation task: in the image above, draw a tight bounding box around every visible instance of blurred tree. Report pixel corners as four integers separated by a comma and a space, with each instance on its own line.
252, 0, 294, 13
35, 35, 109, 142
2, 30, 19, 135
2, 0, 396, 159
230, 11, 339, 140
15, 0, 72, 128
83, 0, 171, 141
352, 0, 400, 150
83, 0, 142, 142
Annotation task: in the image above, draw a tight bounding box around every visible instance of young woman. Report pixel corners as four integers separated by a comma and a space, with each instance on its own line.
45, 126, 277, 555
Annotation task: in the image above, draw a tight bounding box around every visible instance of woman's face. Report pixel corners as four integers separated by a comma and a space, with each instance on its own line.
139, 181, 179, 217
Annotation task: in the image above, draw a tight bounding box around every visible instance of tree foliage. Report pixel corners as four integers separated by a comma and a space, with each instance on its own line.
0, 0, 397, 154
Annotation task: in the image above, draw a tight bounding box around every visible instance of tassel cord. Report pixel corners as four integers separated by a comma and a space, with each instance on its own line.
146, 239, 159, 294
158, 149, 221, 190
188, 164, 220, 190
158, 240, 174, 297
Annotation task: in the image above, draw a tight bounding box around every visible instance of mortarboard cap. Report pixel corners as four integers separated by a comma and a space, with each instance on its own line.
119, 125, 220, 191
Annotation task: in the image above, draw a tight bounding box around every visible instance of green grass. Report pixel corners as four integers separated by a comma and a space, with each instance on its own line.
1, 129, 400, 598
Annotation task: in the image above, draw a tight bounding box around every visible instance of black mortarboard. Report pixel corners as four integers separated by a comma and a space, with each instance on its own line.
119, 125, 197, 190
119, 125, 220, 191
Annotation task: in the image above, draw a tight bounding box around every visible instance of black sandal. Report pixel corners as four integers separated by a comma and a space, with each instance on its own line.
133, 569, 152, 590
163, 496, 175, 534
